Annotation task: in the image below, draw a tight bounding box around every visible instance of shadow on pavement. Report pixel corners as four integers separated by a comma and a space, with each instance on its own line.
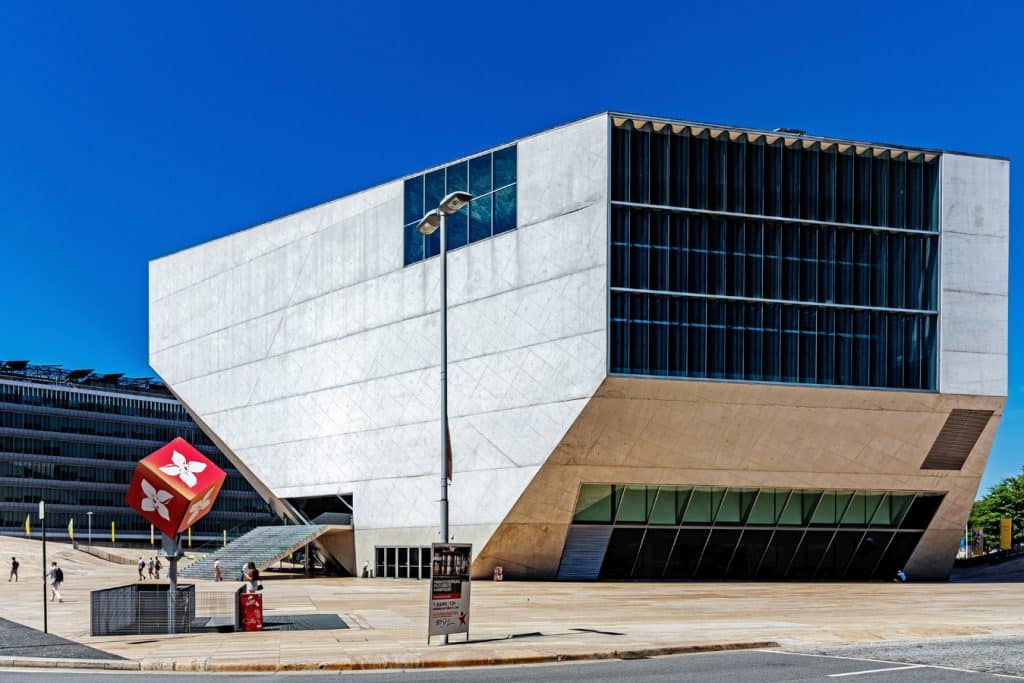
0, 617, 124, 660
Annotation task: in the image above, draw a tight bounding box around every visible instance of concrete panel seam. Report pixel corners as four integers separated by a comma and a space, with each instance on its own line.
152, 263, 606, 358
229, 395, 598, 449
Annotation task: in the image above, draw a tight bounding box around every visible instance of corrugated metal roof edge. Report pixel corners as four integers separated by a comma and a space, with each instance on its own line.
607, 110, 1010, 162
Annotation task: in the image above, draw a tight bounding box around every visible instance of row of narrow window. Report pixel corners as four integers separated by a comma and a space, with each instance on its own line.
0, 458, 255, 492
0, 410, 210, 445
612, 125, 940, 231
0, 383, 187, 421
610, 293, 936, 390
611, 208, 938, 311
0, 485, 266, 515
403, 146, 517, 266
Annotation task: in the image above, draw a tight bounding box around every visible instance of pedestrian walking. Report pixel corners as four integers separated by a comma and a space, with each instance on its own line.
48, 561, 63, 603
138, 557, 145, 581
9, 556, 18, 582
213, 558, 222, 582
147, 557, 155, 579
362, 560, 369, 578
154, 557, 162, 580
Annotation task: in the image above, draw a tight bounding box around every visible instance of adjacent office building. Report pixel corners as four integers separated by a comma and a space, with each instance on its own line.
149, 112, 1008, 580
0, 361, 272, 542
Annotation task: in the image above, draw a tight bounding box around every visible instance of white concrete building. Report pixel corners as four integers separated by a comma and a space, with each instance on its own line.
150, 113, 1008, 580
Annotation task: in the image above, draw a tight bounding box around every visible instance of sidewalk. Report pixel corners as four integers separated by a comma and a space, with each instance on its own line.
2, 535, 1023, 672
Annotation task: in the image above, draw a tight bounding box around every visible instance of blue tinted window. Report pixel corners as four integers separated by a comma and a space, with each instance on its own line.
446, 161, 467, 194
403, 146, 516, 265
609, 121, 937, 391
403, 223, 423, 265
470, 194, 492, 242
494, 146, 516, 188
404, 177, 423, 226
425, 169, 445, 211
493, 186, 516, 235
446, 205, 468, 251
470, 154, 492, 196
425, 227, 440, 259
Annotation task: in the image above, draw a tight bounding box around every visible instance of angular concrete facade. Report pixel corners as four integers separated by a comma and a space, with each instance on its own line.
150, 113, 1008, 580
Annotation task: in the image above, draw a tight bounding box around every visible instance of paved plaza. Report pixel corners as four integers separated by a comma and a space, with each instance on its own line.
1, 535, 1023, 672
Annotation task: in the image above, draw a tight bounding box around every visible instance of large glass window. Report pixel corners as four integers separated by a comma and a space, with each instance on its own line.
567, 483, 943, 580
610, 120, 939, 391
403, 145, 517, 266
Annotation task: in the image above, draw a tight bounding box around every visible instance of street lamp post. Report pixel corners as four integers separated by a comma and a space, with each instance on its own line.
417, 191, 473, 551
86, 511, 93, 547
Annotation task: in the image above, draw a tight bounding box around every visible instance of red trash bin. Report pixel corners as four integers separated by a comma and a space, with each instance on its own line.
239, 592, 263, 631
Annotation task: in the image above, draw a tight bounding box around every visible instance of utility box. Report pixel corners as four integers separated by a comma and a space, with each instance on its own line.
238, 592, 263, 631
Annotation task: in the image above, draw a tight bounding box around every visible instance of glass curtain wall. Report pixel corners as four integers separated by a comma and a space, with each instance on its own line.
403, 145, 517, 266
569, 483, 942, 580
610, 120, 940, 390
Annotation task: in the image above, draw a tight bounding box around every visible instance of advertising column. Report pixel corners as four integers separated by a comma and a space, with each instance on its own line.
428, 543, 471, 643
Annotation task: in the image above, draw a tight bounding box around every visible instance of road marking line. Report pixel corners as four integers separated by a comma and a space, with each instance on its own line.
756, 649, 1024, 680
829, 664, 926, 677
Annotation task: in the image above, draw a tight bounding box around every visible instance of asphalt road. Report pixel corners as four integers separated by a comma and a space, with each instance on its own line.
3, 639, 1024, 682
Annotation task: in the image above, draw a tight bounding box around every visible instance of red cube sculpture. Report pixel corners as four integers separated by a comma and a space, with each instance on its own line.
126, 437, 227, 538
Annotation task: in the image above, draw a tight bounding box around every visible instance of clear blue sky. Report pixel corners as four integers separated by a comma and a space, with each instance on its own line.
1, 2, 1020, 494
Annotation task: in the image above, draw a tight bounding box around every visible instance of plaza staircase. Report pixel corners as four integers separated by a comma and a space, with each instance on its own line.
180, 524, 330, 580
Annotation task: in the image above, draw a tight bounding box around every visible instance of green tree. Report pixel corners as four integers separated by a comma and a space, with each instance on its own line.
969, 468, 1024, 551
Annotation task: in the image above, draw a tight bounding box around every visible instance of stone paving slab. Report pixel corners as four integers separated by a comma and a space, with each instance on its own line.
2, 535, 1024, 672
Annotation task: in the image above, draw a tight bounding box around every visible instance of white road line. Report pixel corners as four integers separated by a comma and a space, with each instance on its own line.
829, 664, 926, 677
756, 649, 1024, 679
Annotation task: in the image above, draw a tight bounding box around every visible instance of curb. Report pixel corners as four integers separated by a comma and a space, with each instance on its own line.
0, 656, 140, 671
136, 640, 779, 672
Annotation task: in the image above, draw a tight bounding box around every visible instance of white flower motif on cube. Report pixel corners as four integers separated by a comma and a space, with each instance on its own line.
140, 479, 173, 521
159, 450, 208, 489
184, 487, 215, 526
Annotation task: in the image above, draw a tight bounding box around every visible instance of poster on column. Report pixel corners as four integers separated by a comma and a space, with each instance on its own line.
428, 543, 471, 640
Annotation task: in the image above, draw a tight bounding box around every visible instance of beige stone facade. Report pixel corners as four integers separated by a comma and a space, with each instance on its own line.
475, 377, 1003, 580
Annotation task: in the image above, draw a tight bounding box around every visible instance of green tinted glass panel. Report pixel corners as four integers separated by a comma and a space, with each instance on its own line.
676, 488, 692, 521
618, 485, 649, 523
493, 146, 516, 188
711, 488, 726, 519
446, 161, 468, 193
778, 491, 802, 525
650, 487, 677, 525
864, 494, 884, 525
716, 490, 743, 524
739, 489, 758, 523
573, 484, 613, 523
835, 493, 853, 523
748, 490, 777, 525
812, 494, 836, 525
799, 491, 822, 524
683, 488, 713, 523
469, 154, 492, 196
869, 494, 892, 526
841, 493, 867, 526
888, 494, 914, 527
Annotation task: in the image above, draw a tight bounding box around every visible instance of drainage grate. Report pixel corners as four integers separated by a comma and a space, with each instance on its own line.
921, 409, 993, 470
